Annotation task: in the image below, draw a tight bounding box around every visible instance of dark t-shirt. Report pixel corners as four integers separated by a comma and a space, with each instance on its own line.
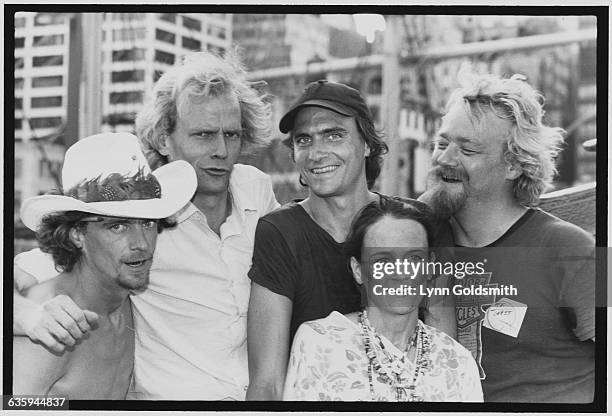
438, 208, 595, 403
248, 202, 362, 340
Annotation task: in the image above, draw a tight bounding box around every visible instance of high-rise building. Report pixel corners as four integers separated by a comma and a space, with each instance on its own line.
13, 12, 232, 237
101, 12, 231, 132
232, 14, 329, 71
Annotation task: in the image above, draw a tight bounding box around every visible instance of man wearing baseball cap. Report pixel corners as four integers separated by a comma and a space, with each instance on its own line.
13, 133, 196, 398
246, 80, 389, 400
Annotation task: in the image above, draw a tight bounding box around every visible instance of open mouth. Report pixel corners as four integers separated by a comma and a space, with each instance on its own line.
440, 173, 463, 183
124, 259, 150, 268
310, 165, 339, 174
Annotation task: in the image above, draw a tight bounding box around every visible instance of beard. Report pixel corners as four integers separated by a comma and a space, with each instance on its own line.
420, 166, 468, 220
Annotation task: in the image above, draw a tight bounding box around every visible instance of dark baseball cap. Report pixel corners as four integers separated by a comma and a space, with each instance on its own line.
279, 80, 371, 134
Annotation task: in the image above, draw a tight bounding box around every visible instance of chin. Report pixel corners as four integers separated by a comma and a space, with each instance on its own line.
423, 182, 467, 219
308, 182, 342, 198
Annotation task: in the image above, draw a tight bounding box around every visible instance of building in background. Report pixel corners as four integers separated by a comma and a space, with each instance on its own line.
13, 12, 598, 252
232, 14, 329, 71
244, 15, 596, 200
13, 12, 232, 232
101, 12, 230, 132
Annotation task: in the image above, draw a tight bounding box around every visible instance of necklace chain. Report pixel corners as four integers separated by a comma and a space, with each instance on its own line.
359, 309, 431, 401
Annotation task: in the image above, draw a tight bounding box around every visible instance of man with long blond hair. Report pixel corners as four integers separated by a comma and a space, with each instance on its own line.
421, 68, 595, 402
14, 51, 279, 400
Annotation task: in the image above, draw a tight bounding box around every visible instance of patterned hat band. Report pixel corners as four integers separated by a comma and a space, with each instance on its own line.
63, 168, 161, 203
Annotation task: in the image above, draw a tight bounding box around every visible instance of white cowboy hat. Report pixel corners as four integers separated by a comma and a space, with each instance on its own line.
20, 132, 197, 231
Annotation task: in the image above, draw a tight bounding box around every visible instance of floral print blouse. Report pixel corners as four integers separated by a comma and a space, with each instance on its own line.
283, 311, 483, 402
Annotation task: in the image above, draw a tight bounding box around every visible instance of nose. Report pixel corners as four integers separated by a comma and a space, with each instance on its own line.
307, 137, 328, 161
434, 143, 459, 167
212, 134, 228, 159
129, 224, 152, 252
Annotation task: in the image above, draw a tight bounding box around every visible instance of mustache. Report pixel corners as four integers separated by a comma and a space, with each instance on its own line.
429, 165, 468, 182
122, 253, 153, 263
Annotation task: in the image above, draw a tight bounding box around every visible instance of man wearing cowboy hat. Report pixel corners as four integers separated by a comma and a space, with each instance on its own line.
13, 51, 278, 400
13, 132, 196, 399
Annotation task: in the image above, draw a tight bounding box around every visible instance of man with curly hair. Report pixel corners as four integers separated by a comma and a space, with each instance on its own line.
14, 51, 279, 400
420, 69, 595, 402
13, 132, 196, 399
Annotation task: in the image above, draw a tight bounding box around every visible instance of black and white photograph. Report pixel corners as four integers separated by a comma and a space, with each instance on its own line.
5, 3, 607, 413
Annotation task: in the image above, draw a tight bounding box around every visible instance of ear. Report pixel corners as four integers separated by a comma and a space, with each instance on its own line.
505, 163, 522, 181
350, 257, 363, 285
158, 134, 171, 157
69, 226, 85, 249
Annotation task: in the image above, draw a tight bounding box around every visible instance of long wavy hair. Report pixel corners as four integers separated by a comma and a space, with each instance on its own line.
136, 50, 273, 169
447, 66, 565, 206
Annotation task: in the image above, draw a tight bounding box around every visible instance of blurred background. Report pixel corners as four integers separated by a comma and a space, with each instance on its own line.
12, 12, 598, 253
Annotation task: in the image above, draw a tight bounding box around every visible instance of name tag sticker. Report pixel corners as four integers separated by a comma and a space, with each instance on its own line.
483, 297, 527, 338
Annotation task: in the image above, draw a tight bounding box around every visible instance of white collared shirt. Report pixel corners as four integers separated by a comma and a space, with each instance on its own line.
127, 164, 279, 400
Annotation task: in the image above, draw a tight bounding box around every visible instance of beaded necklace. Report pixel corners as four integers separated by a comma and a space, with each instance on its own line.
359, 309, 431, 401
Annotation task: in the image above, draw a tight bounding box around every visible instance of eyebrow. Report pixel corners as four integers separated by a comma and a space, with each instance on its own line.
437, 132, 479, 146
318, 127, 348, 135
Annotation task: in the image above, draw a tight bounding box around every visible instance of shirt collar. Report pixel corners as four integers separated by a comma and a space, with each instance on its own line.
173, 169, 258, 224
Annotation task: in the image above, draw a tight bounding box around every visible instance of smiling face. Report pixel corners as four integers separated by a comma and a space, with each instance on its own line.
352, 216, 430, 314
76, 217, 158, 292
162, 92, 242, 197
425, 101, 514, 217
292, 106, 368, 198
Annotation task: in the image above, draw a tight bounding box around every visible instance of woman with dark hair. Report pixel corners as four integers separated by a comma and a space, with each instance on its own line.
283, 197, 482, 401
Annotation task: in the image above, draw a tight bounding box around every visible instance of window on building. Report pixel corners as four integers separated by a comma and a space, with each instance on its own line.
208, 24, 226, 40
33, 34, 65, 47
31, 96, 63, 108
112, 48, 145, 62
112, 28, 147, 42
182, 36, 201, 51
32, 55, 64, 67
34, 13, 66, 26
29, 116, 63, 129
32, 75, 63, 88
15, 37, 25, 48
110, 91, 143, 104
15, 57, 24, 70
15, 98, 23, 110
15, 158, 23, 179
155, 28, 175, 44
15, 118, 23, 130
153, 70, 164, 82
368, 76, 382, 95
158, 13, 176, 23
154, 50, 175, 65
15, 78, 24, 89
15, 17, 25, 28
182, 16, 201, 31
111, 70, 145, 83
104, 112, 137, 126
